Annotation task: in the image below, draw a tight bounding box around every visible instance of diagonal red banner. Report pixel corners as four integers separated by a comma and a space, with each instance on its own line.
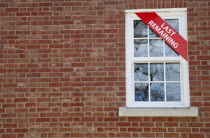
135, 12, 188, 61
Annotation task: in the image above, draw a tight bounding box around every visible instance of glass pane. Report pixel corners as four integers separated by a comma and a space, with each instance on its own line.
149, 28, 160, 38
134, 20, 147, 38
165, 43, 179, 57
135, 83, 149, 101
134, 63, 148, 81
150, 83, 164, 101
166, 63, 180, 81
165, 19, 179, 33
134, 39, 148, 57
150, 63, 164, 81
149, 39, 163, 57
166, 83, 181, 101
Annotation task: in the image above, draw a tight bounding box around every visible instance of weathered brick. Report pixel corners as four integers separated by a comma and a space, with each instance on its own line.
0, 0, 209, 138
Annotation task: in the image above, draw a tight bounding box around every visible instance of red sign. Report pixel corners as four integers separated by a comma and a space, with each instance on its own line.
135, 12, 188, 61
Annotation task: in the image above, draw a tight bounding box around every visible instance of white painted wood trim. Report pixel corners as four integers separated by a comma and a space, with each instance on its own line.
125, 9, 190, 108
125, 8, 187, 13
119, 107, 198, 117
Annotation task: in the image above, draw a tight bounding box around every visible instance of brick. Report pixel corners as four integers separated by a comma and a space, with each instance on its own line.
39, 3, 53, 7
3, 124, 17, 128
189, 134, 205, 138
2, 104, 16, 108
152, 128, 167, 132
71, 63, 85, 67
2, 134, 17, 138
164, 122, 179, 127
164, 133, 179, 137
188, 123, 204, 127
14, 129, 28, 133
140, 122, 155, 127
201, 128, 210, 133
14, 108, 28, 113
14, 98, 28, 102
176, 128, 191, 132
0, 0, 209, 137
36, 118, 50, 122
141, 133, 156, 137
116, 122, 131, 127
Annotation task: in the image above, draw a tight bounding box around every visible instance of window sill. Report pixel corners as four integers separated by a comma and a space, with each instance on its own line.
119, 107, 198, 117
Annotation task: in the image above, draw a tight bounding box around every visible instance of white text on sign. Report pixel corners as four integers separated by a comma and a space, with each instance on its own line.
148, 20, 179, 49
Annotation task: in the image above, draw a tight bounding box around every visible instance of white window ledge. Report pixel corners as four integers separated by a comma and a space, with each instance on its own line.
119, 107, 198, 117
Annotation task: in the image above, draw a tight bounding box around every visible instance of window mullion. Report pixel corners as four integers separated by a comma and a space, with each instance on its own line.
147, 25, 149, 58
147, 25, 151, 102
163, 41, 166, 57
164, 62, 166, 102
148, 62, 151, 102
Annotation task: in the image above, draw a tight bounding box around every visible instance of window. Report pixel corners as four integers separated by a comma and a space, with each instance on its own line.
125, 9, 190, 108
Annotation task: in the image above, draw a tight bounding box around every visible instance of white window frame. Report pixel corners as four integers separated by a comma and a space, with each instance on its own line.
125, 8, 190, 108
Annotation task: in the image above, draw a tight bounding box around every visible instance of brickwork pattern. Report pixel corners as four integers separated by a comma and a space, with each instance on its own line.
0, 0, 210, 137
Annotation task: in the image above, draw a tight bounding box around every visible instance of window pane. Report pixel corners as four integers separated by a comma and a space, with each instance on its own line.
150, 63, 164, 81
166, 83, 181, 101
134, 63, 148, 81
149, 28, 160, 38
149, 39, 163, 57
134, 39, 148, 57
150, 83, 164, 101
165, 43, 179, 57
134, 20, 147, 38
135, 83, 149, 101
165, 19, 179, 33
166, 63, 180, 81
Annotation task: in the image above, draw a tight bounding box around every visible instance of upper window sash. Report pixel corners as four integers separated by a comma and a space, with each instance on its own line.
126, 10, 187, 40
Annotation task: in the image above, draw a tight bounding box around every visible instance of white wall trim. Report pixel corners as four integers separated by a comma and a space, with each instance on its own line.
119, 107, 198, 117
125, 8, 187, 13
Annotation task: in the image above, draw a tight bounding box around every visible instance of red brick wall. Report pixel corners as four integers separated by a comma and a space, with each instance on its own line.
0, 0, 209, 137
